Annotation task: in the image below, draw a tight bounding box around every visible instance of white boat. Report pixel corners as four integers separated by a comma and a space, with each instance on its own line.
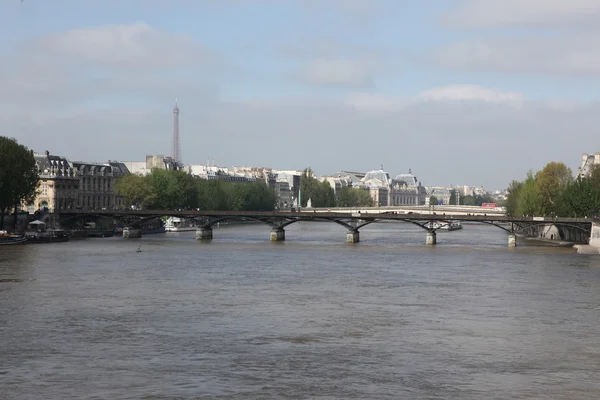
165, 217, 198, 232
429, 221, 463, 231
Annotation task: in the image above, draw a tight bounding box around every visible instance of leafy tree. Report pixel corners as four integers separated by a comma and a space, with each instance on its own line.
300, 168, 336, 207
461, 195, 475, 206
0, 137, 39, 230
535, 161, 573, 214
114, 173, 153, 209
337, 186, 373, 207
558, 177, 600, 218
516, 171, 542, 216
429, 195, 439, 206
117, 169, 277, 212
505, 180, 523, 216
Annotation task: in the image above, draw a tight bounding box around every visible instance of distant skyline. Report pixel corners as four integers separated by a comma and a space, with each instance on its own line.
2, 0, 600, 188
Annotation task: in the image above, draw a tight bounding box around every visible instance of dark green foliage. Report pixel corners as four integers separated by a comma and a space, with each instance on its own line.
115, 169, 276, 211
429, 195, 439, 206
299, 168, 336, 208
557, 177, 600, 218
460, 194, 495, 206
337, 186, 373, 207
0, 137, 39, 229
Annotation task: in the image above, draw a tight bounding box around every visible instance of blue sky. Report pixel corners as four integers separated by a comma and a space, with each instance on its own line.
3, 0, 600, 188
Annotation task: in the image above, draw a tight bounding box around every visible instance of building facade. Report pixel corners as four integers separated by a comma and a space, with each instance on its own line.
72, 161, 128, 210
578, 152, 600, 178
359, 169, 427, 206
28, 151, 79, 212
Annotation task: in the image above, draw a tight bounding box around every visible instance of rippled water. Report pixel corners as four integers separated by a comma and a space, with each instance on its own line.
2, 222, 600, 399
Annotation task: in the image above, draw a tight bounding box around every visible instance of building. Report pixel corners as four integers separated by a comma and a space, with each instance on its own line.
578, 153, 600, 178
27, 151, 79, 212
72, 161, 129, 210
359, 168, 427, 206
121, 155, 184, 176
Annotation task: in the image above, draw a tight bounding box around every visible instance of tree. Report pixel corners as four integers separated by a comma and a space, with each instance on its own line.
337, 186, 373, 207
516, 171, 541, 216
505, 180, 523, 216
0, 137, 39, 230
558, 177, 600, 218
115, 173, 153, 209
429, 195, 439, 206
300, 168, 336, 207
535, 161, 573, 215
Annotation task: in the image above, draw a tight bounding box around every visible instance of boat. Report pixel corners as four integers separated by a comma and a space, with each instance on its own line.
0, 230, 27, 245
429, 220, 463, 231
165, 217, 197, 232
24, 229, 70, 243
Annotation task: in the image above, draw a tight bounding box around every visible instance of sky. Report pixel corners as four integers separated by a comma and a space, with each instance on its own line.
2, 0, 600, 189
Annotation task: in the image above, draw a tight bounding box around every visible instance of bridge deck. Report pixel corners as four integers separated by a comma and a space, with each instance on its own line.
59, 209, 591, 224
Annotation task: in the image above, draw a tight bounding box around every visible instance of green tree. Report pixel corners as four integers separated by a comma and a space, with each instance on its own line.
505, 180, 523, 216
337, 186, 373, 207
300, 168, 336, 207
115, 173, 153, 209
0, 137, 39, 230
516, 171, 542, 216
461, 195, 475, 206
558, 177, 600, 218
429, 195, 439, 206
535, 161, 573, 215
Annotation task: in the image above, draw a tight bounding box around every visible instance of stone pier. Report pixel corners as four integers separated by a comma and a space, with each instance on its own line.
508, 234, 517, 247
123, 227, 142, 238
270, 228, 285, 242
195, 227, 213, 240
426, 231, 436, 246
346, 230, 360, 243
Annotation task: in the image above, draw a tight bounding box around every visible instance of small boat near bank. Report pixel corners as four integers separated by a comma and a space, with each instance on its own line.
0, 230, 27, 245
24, 229, 70, 243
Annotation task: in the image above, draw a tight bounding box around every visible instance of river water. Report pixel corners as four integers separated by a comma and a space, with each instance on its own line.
1, 222, 600, 399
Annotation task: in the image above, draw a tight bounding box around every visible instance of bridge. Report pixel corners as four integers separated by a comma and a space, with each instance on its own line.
58, 209, 593, 247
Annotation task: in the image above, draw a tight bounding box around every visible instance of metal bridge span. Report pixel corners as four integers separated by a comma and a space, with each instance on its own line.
59, 210, 592, 247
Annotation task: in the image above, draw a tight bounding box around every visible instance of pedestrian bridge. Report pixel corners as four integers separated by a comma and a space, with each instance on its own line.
58, 209, 592, 247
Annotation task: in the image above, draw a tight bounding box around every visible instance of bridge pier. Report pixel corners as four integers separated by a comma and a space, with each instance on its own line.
270, 228, 285, 242
195, 227, 213, 241
346, 230, 360, 243
426, 231, 436, 246
508, 234, 517, 247
123, 227, 142, 239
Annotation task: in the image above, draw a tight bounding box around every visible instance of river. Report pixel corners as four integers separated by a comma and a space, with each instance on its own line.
1, 222, 600, 399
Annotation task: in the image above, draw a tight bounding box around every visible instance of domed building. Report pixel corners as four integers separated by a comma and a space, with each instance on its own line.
361, 168, 427, 206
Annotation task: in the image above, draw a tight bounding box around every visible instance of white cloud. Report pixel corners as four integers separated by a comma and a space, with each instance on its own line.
296, 58, 378, 87
417, 85, 524, 103
31, 22, 209, 69
430, 35, 600, 76
444, 0, 600, 28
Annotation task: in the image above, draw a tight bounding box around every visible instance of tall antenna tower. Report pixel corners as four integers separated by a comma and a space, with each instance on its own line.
172, 98, 181, 163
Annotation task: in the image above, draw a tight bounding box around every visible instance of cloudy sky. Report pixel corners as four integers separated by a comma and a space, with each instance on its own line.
2, 0, 600, 189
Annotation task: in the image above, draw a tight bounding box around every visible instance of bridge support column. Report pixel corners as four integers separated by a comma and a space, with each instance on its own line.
270, 228, 285, 242
346, 230, 360, 243
508, 234, 517, 248
426, 231, 436, 246
123, 227, 142, 239
195, 227, 213, 241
